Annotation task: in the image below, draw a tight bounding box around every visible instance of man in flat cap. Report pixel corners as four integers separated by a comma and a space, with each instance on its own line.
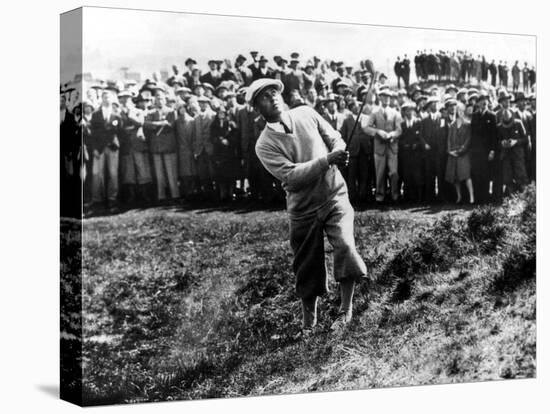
341, 99, 373, 204
470, 92, 498, 204
514, 92, 534, 183
143, 90, 180, 203
118, 92, 153, 207
364, 89, 403, 203
399, 101, 424, 202
89, 89, 123, 213
250, 78, 367, 334
193, 96, 216, 200
497, 109, 529, 195
421, 96, 449, 202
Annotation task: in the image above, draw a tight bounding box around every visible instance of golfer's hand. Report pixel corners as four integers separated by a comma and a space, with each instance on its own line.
327, 149, 349, 167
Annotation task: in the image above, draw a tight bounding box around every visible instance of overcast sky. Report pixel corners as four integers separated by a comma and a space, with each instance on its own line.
68, 7, 536, 83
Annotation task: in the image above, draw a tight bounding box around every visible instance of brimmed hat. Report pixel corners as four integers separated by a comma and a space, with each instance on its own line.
259, 55, 269, 63
132, 94, 149, 105
82, 100, 95, 109
415, 94, 428, 104
477, 91, 490, 101
498, 91, 512, 102
175, 86, 192, 94
325, 93, 339, 102
236, 54, 247, 63
202, 82, 215, 92
336, 80, 350, 89
117, 90, 133, 99
424, 96, 440, 109
185, 58, 197, 66
444, 96, 458, 107
378, 88, 392, 97
401, 101, 416, 110
245, 78, 284, 105
457, 88, 468, 96
513, 91, 527, 103
197, 96, 211, 103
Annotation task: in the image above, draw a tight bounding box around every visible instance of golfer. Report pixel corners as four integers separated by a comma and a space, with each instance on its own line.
249, 78, 367, 333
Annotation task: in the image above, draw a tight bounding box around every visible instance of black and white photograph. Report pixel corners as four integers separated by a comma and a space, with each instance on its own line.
58, 4, 537, 408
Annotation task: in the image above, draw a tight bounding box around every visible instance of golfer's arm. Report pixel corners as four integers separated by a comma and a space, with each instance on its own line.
255, 143, 329, 192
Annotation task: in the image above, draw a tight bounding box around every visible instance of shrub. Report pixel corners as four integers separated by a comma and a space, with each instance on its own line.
466, 207, 506, 253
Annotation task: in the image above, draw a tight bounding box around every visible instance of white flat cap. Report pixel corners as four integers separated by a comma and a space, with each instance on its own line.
245, 78, 284, 105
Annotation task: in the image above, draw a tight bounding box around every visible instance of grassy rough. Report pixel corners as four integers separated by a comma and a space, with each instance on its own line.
78, 186, 536, 405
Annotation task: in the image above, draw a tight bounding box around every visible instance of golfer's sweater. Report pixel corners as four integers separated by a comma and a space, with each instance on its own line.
255, 105, 348, 218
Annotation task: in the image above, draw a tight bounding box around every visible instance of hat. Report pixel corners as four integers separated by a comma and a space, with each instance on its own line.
197, 96, 211, 103
305, 60, 314, 69
250, 51, 259, 56
104, 84, 120, 94
476, 91, 489, 101
379, 73, 388, 80
357, 85, 369, 98
290, 52, 300, 59
245, 78, 284, 105
401, 101, 416, 110
444, 96, 458, 107
445, 84, 458, 93
325, 93, 339, 102
258, 55, 269, 63
132, 94, 149, 105
236, 54, 247, 62
207, 59, 218, 66
457, 88, 468, 95
378, 89, 392, 97
468, 87, 478, 95
185, 58, 197, 66
117, 90, 132, 99
175, 86, 191, 94
498, 91, 512, 102
429, 85, 439, 93
468, 92, 479, 101
82, 100, 94, 109
425, 96, 439, 107
415, 94, 428, 104
514, 92, 527, 102
424, 96, 439, 109
151, 85, 166, 94
336, 80, 350, 89
224, 92, 236, 99
202, 82, 215, 91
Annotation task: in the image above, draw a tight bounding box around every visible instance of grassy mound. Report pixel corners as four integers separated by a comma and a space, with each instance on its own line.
78, 186, 536, 405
